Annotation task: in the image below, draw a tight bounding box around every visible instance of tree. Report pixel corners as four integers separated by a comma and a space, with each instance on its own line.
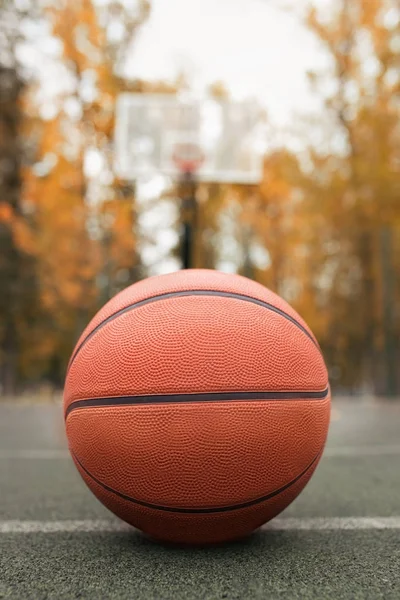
302, 0, 400, 394
25, 0, 150, 383
0, 0, 150, 389
0, 0, 41, 395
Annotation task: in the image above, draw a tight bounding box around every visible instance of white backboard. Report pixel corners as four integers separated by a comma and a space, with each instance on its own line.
114, 94, 265, 184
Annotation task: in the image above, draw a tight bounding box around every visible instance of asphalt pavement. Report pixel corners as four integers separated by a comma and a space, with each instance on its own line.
0, 399, 400, 599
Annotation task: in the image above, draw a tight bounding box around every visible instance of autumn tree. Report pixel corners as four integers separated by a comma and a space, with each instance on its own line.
206, 0, 400, 395
0, 0, 43, 395
301, 0, 400, 394
21, 0, 150, 384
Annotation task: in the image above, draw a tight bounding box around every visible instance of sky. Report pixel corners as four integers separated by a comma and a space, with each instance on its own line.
125, 0, 330, 128
20, 0, 334, 275
121, 0, 334, 275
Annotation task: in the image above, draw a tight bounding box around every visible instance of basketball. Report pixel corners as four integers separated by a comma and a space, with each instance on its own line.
64, 269, 330, 545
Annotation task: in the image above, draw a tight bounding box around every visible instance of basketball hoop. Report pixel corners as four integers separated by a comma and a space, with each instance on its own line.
172, 142, 205, 176
115, 94, 264, 184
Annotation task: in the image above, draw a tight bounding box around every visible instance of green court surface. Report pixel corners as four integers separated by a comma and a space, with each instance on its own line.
0, 400, 399, 599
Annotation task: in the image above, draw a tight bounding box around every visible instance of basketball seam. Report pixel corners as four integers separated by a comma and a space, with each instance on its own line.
65, 389, 330, 419
67, 289, 320, 372
72, 449, 322, 514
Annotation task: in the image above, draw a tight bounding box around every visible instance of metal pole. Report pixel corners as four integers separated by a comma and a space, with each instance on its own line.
241, 224, 255, 280
180, 171, 197, 270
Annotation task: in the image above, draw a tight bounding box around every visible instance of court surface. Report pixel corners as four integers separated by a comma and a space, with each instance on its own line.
1, 399, 399, 599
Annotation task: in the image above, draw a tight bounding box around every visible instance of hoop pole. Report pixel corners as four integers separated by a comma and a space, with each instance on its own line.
179, 171, 198, 270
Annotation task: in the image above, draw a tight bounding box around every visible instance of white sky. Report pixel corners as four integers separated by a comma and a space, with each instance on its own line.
122, 0, 335, 275
125, 0, 330, 127
20, 0, 335, 275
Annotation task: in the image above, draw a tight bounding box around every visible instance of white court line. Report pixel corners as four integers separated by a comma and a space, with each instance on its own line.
0, 517, 400, 534
0, 520, 130, 533
265, 517, 400, 531
0, 450, 69, 459
2, 445, 400, 460
323, 445, 400, 457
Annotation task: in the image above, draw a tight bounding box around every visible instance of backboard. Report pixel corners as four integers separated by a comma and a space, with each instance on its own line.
114, 94, 265, 184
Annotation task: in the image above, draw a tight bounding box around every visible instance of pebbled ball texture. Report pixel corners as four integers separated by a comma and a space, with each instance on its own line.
64, 269, 330, 544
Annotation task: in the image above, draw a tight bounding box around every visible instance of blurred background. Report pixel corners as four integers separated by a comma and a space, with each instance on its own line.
0, 0, 399, 399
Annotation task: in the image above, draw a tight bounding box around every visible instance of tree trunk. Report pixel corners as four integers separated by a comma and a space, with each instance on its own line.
0, 66, 25, 396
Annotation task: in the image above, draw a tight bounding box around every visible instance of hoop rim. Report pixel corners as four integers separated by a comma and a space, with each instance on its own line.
172, 143, 205, 174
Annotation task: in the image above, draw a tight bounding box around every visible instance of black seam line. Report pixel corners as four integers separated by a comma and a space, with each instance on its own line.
72, 449, 322, 514
65, 388, 330, 419
67, 289, 319, 373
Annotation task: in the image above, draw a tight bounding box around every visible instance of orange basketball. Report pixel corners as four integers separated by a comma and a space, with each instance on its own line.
64, 270, 330, 544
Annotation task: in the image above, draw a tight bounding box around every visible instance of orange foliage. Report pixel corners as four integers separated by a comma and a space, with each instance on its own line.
16, 0, 148, 383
